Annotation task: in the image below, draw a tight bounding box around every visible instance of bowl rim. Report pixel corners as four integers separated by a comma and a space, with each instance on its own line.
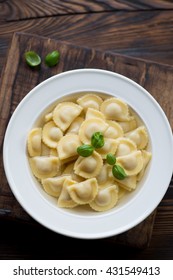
3, 68, 173, 239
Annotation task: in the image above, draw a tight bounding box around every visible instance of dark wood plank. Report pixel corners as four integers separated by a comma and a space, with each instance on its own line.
1, 32, 173, 143
0, 33, 173, 253
1, 10, 173, 79
0, 0, 173, 21
0, 3, 173, 259
0, 211, 173, 260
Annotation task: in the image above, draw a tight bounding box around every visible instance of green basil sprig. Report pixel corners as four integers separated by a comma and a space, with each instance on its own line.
77, 131, 104, 157
106, 153, 116, 165
106, 153, 127, 180
45, 50, 60, 67
77, 144, 94, 157
112, 164, 127, 180
76, 131, 127, 180
25, 51, 41, 67
91, 132, 104, 149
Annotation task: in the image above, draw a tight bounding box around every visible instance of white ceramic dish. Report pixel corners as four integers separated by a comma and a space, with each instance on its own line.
3, 69, 173, 239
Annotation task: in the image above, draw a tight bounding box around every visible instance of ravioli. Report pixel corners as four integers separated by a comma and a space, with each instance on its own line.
42, 121, 63, 148
77, 93, 103, 111
44, 112, 53, 122
63, 162, 84, 182
100, 98, 130, 121
53, 102, 83, 131
66, 117, 84, 134
41, 175, 71, 197
74, 151, 103, 178
116, 137, 137, 157
27, 128, 42, 157
118, 117, 137, 133
137, 150, 152, 181
57, 178, 78, 208
29, 156, 60, 179
27, 93, 151, 213
85, 108, 105, 120
41, 143, 51, 156
50, 148, 58, 157
68, 178, 98, 204
89, 185, 118, 212
104, 120, 123, 139
117, 185, 127, 200
57, 134, 82, 160
98, 138, 117, 159
125, 126, 149, 149
116, 151, 143, 176
79, 117, 108, 144
115, 175, 137, 191
96, 164, 114, 187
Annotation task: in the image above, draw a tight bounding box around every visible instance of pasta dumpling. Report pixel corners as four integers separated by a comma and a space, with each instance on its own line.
29, 156, 60, 179
100, 98, 130, 121
116, 137, 137, 157
104, 120, 123, 139
79, 118, 108, 143
44, 112, 53, 122
41, 175, 71, 197
27, 92, 152, 213
125, 126, 148, 149
118, 117, 137, 133
42, 121, 63, 148
77, 93, 103, 111
115, 175, 137, 191
41, 143, 51, 156
137, 150, 152, 181
58, 178, 77, 208
66, 117, 84, 134
57, 134, 82, 160
68, 178, 98, 204
98, 138, 117, 159
63, 162, 84, 182
116, 151, 143, 176
89, 185, 118, 212
53, 102, 83, 131
85, 108, 105, 120
74, 151, 103, 178
117, 185, 127, 200
50, 148, 58, 157
27, 128, 42, 157
96, 164, 114, 187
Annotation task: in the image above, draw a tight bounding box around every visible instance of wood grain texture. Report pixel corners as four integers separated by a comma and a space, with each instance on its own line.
1, 10, 173, 79
0, 1, 173, 260
0, 33, 173, 253
0, 0, 173, 21
0, 205, 172, 260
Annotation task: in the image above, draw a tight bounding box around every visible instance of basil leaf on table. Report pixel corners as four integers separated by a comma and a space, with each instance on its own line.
25, 51, 41, 67
45, 50, 60, 67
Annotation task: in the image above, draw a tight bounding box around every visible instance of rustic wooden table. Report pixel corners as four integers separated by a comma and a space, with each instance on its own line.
0, 0, 173, 260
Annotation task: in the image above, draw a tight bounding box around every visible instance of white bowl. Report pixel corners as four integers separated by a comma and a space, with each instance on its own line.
3, 69, 173, 239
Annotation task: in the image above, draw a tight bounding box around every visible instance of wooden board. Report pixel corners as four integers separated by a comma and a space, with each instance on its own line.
0, 32, 172, 248
1, 10, 173, 79
1, 0, 173, 21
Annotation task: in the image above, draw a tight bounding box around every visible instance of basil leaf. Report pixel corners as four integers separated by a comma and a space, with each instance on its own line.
45, 50, 60, 67
25, 51, 41, 67
112, 164, 127, 180
77, 144, 94, 157
91, 132, 104, 149
106, 153, 116, 165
